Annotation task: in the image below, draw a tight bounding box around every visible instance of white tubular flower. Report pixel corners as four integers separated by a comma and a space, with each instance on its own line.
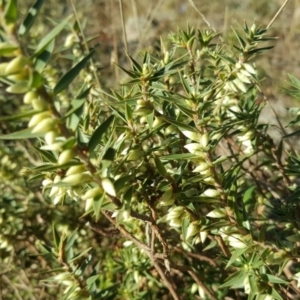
227, 234, 247, 249
102, 178, 116, 197
206, 208, 226, 218
45, 131, 58, 145
28, 111, 51, 128
169, 218, 182, 228
57, 149, 75, 165
184, 143, 202, 154
202, 189, 220, 198
160, 190, 175, 206
85, 198, 94, 211
40, 141, 63, 151
293, 272, 300, 288
181, 130, 201, 142
31, 117, 56, 133
186, 221, 199, 240
53, 188, 66, 205
200, 231, 208, 243
82, 187, 102, 200
193, 163, 210, 173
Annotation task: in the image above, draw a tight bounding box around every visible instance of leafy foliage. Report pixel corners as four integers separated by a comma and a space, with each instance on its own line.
1, 1, 300, 300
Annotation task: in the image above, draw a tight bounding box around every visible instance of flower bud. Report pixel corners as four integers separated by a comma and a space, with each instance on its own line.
62, 173, 91, 186
6, 81, 28, 94
160, 190, 175, 206
206, 208, 226, 218
31, 117, 56, 133
202, 189, 220, 198
23, 91, 38, 104
66, 165, 86, 176
40, 142, 63, 151
102, 178, 116, 197
0, 63, 9, 76
165, 125, 178, 135
5, 56, 30, 75
184, 143, 202, 154
186, 222, 199, 239
193, 163, 210, 173
153, 117, 163, 128
200, 231, 208, 243
82, 187, 102, 200
28, 111, 51, 128
181, 130, 200, 142
85, 198, 94, 211
31, 98, 48, 111
57, 149, 75, 165
127, 149, 144, 161
200, 133, 209, 148
45, 131, 58, 145
169, 217, 182, 228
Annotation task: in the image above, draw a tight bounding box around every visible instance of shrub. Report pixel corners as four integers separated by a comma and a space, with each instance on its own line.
1, 1, 300, 299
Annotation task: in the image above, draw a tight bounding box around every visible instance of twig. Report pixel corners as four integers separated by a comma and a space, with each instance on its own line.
150, 258, 181, 300
69, 0, 102, 89
118, 0, 128, 53
267, 0, 290, 29
102, 210, 151, 253
188, 0, 216, 33
172, 264, 218, 300
173, 247, 217, 267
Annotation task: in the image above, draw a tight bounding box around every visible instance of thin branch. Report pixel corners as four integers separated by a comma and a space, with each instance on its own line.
150, 258, 181, 300
172, 264, 218, 300
188, 0, 216, 33
119, 0, 128, 53
102, 210, 151, 253
267, 0, 290, 29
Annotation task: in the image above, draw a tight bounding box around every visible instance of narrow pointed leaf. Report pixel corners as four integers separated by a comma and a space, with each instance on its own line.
88, 115, 114, 153
54, 50, 94, 94
35, 16, 71, 54
19, 0, 44, 36
0, 128, 44, 140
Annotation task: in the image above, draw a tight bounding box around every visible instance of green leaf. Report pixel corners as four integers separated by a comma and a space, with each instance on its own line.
269, 287, 284, 300
154, 156, 167, 176
0, 127, 44, 140
52, 225, 60, 250
34, 38, 55, 73
0, 110, 37, 122
264, 274, 288, 285
226, 248, 248, 269
219, 270, 247, 288
161, 153, 197, 160
35, 16, 71, 54
88, 115, 114, 153
125, 103, 132, 122
93, 194, 105, 221
232, 28, 246, 50
18, 0, 44, 36
32, 146, 56, 163
69, 247, 93, 263
4, 0, 17, 24
54, 50, 94, 94
103, 147, 116, 161
65, 229, 78, 252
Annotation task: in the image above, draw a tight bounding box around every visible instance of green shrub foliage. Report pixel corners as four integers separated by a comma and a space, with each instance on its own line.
1, 1, 300, 299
